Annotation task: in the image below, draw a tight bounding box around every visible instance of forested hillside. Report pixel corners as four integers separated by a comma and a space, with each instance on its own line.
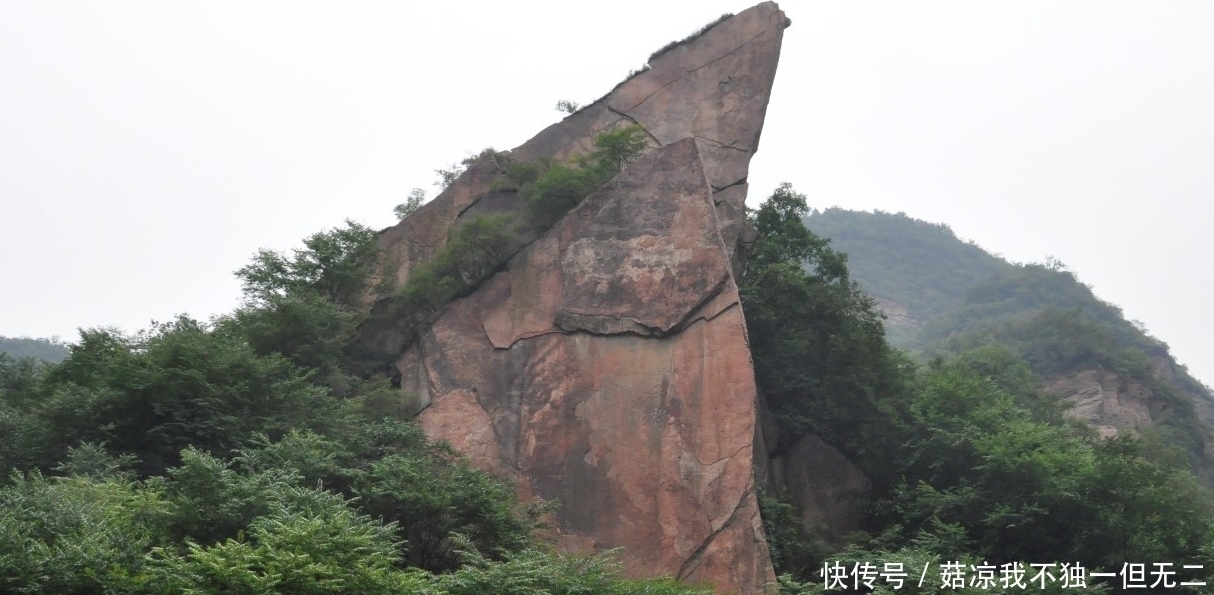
0, 335, 69, 362
746, 195, 1214, 594
804, 208, 1007, 347
805, 208, 1214, 484
0, 127, 730, 594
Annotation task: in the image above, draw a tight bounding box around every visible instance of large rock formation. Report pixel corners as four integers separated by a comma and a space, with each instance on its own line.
755, 398, 870, 547
1045, 360, 1214, 485
360, 4, 790, 593
1047, 369, 1155, 439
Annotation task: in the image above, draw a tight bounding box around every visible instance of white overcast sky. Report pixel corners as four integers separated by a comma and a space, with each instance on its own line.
2, 1, 1212, 386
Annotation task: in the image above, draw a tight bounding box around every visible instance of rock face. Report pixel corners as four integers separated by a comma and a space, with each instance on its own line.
755, 397, 869, 546
770, 435, 869, 544
872, 298, 919, 332
361, 4, 789, 593
1046, 369, 1155, 439
1045, 362, 1214, 485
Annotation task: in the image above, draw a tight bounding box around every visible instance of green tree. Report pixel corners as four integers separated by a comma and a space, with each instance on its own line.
586, 124, 649, 172
435, 151, 494, 190
354, 442, 535, 570
394, 188, 427, 220
237, 220, 378, 308
0, 471, 170, 594
434, 548, 709, 595
368, 126, 652, 361
747, 184, 844, 278
740, 184, 908, 472
159, 447, 295, 547
0, 354, 55, 472
42, 318, 333, 475
858, 351, 1214, 592
142, 494, 424, 595
555, 99, 580, 114
521, 124, 648, 228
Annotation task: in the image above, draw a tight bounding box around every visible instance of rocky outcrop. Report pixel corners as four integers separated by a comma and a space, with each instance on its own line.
370, 3, 788, 297
755, 396, 869, 547
361, 4, 789, 593
769, 435, 869, 544
1046, 362, 1214, 485
1046, 369, 1154, 439
873, 298, 919, 331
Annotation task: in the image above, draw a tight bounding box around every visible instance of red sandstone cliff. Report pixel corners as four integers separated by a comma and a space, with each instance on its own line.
359, 5, 790, 592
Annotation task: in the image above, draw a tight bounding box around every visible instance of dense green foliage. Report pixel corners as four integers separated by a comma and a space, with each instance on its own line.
804, 209, 1204, 389
804, 209, 1008, 348
804, 208, 1214, 483
921, 263, 1146, 356
512, 124, 649, 228
396, 214, 524, 323
237, 220, 379, 309
742, 184, 910, 474
883, 352, 1211, 569
43, 319, 333, 475
9, 165, 1211, 592
745, 190, 1214, 594
0, 197, 706, 593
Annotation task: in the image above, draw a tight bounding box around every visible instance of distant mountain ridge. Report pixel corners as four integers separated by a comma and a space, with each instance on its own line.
806, 208, 1214, 483
0, 336, 68, 362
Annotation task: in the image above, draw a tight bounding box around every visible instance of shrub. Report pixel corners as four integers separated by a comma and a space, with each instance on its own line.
384, 125, 650, 352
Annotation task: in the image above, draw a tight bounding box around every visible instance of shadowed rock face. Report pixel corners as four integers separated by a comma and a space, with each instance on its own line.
755, 396, 870, 548
362, 4, 788, 593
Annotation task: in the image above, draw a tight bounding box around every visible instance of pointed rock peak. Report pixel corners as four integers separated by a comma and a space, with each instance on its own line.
367, 3, 788, 303
362, 5, 788, 594
516, 2, 789, 215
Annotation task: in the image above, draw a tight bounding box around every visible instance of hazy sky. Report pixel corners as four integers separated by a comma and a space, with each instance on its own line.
2, 2, 1212, 386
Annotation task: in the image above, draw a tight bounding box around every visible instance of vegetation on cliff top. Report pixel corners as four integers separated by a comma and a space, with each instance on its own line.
364, 125, 649, 361
648, 13, 735, 63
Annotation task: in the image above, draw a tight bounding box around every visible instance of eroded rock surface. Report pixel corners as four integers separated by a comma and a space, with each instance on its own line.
407, 140, 771, 592
1045, 364, 1214, 487
363, 4, 789, 593
1047, 369, 1155, 439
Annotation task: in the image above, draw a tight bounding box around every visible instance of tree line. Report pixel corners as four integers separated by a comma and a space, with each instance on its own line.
4, 150, 1210, 593
742, 186, 1214, 594
0, 127, 703, 595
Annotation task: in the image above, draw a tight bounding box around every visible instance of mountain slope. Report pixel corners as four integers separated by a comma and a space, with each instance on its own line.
806, 208, 1214, 483
0, 336, 68, 362
804, 208, 1009, 347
